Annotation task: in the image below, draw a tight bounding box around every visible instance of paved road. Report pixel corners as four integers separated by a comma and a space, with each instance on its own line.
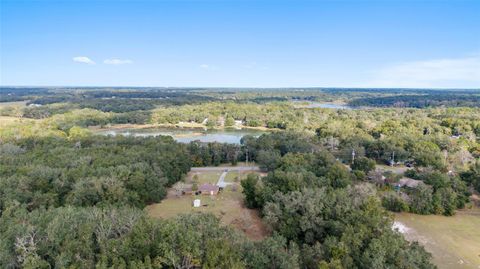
191, 166, 260, 172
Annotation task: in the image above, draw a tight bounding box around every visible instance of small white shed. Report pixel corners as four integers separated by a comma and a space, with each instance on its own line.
193, 199, 201, 208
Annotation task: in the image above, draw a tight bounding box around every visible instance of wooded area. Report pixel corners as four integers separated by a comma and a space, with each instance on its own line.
1, 87, 478, 268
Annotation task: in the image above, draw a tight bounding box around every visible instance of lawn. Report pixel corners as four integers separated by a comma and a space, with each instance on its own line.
187, 171, 222, 184
0, 101, 28, 108
147, 186, 243, 219
224, 171, 240, 182
376, 164, 410, 175
395, 208, 480, 269
146, 170, 268, 240
224, 170, 259, 183
0, 116, 20, 127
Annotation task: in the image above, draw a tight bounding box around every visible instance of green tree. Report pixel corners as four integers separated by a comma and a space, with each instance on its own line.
225, 116, 235, 127
241, 174, 260, 208
351, 157, 376, 174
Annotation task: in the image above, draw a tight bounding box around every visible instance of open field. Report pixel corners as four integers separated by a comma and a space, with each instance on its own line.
146, 168, 268, 240
395, 208, 480, 269
0, 115, 40, 128
0, 100, 28, 108
224, 170, 260, 182
0, 116, 20, 127
376, 164, 410, 175
224, 171, 240, 182
187, 171, 222, 184
0, 101, 27, 119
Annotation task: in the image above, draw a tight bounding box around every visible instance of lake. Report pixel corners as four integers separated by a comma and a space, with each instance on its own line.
97, 127, 266, 144
291, 100, 352, 109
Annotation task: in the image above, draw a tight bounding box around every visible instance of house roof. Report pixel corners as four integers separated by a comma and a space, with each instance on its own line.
396, 177, 423, 188
199, 183, 219, 192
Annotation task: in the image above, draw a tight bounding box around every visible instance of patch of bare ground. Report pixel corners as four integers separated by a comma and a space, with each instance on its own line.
471, 192, 480, 207
229, 204, 269, 241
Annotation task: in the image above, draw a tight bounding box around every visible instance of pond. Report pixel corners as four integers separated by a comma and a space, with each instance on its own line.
97, 127, 267, 144
291, 100, 352, 109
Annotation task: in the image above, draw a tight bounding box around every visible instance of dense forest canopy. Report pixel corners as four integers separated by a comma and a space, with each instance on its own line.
1, 87, 479, 268
1, 133, 440, 268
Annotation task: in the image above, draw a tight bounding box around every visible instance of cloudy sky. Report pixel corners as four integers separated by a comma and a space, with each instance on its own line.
1, 0, 479, 88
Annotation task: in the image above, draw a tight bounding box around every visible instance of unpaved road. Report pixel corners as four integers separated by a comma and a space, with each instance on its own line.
190, 166, 260, 188
217, 171, 230, 188
191, 166, 260, 172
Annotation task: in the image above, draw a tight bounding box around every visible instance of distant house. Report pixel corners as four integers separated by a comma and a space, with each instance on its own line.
198, 183, 219, 195
395, 177, 423, 188
182, 183, 219, 195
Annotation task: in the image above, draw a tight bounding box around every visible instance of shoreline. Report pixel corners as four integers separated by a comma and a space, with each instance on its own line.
89, 122, 276, 132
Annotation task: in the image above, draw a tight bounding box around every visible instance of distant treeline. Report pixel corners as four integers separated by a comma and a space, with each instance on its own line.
0, 88, 51, 102
349, 93, 480, 108
27, 91, 215, 113
3, 87, 479, 110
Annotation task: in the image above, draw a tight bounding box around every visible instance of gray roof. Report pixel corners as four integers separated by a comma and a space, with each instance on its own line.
199, 183, 219, 192
396, 177, 423, 188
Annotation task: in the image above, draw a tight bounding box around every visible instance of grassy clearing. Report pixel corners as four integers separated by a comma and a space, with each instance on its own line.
146, 169, 268, 240
0, 101, 27, 118
0, 116, 21, 127
376, 164, 410, 175
224, 171, 240, 182
225, 170, 261, 183
395, 208, 480, 269
147, 187, 243, 219
187, 171, 222, 184
0, 101, 28, 108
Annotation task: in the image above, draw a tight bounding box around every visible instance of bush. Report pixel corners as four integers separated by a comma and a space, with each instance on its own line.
382, 191, 409, 212
351, 157, 376, 173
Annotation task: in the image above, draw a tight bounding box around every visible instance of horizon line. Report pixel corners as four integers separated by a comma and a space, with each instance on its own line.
1, 85, 479, 91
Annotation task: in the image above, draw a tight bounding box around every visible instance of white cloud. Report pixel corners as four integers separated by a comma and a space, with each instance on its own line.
103, 58, 133, 65
199, 64, 210, 69
73, 56, 95, 65
365, 55, 480, 88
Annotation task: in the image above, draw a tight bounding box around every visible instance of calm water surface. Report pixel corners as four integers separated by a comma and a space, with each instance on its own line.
291, 100, 352, 109
98, 127, 266, 144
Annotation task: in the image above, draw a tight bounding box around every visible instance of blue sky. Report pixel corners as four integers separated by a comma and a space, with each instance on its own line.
1, 0, 479, 88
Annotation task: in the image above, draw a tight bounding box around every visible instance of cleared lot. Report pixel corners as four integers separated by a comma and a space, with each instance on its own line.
395, 208, 480, 269
145, 167, 268, 240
